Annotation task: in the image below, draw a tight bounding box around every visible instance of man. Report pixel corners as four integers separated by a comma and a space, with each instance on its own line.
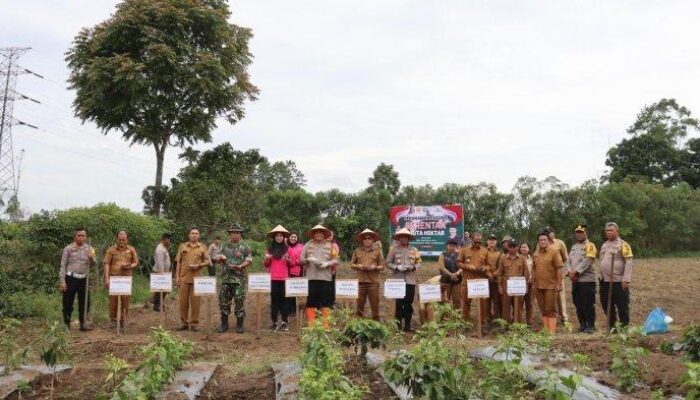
545, 227, 569, 324
386, 228, 422, 332
217, 225, 252, 333
463, 230, 472, 247
59, 227, 96, 332
208, 237, 222, 277
152, 233, 172, 312
457, 232, 488, 323
484, 234, 502, 321
567, 225, 598, 333
301, 224, 339, 328
350, 229, 385, 321
103, 231, 138, 329
175, 227, 210, 332
599, 222, 634, 329
438, 238, 462, 310
532, 231, 564, 334
498, 238, 529, 323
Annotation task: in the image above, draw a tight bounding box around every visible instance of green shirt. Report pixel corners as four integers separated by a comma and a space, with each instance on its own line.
219, 241, 253, 284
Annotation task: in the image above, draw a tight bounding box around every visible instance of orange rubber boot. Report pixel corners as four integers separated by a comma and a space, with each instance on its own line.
306, 308, 316, 328
321, 308, 331, 329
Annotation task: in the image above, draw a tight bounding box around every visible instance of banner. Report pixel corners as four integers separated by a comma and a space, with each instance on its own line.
389, 204, 464, 256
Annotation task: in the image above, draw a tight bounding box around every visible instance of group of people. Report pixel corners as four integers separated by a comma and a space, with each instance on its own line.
59, 221, 633, 335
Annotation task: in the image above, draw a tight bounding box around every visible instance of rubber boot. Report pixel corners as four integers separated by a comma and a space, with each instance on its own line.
217, 314, 229, 333
321, 308, 331, 329
306, 308, 317, 328
404, 317, 413, 333
548, 316, 558, 334
235, 316, 244, 334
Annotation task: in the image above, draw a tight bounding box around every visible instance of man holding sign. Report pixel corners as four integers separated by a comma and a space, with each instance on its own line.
386, 228, 422, 332
457, 232, 488, 323
103, 231, 138, 329
152, 233, 172, 312
497, 238, 529, 323
175, 228, 210, 332
350, 229, 385, 321
59, 227, 96, 332
217, 225, 252, 333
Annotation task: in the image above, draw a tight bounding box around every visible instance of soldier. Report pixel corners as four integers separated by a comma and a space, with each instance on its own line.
175, 227, 210, 332
438, 238, 462, 310
567, 225, 598, 333
485, 234, 502, 321
498, 238, 530, 323
152, 233, 172, 312
350, 229, 385, 321
386, 228, 422, 332
599, 222, 633, 329
217, 225, 252, 333
532, 231, 564, 334
208, 236, 222, 276
301, 224, 339, 328
103, 231, 138, 329
457, 232, 488, 322
59, 227, 96, 332
544, 227, 570, 324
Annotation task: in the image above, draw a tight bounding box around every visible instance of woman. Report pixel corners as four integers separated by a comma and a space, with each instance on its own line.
264, 225, 292, 332
519, 242, 535, 325
286, 232, 303, 316
300, 224, 339, 328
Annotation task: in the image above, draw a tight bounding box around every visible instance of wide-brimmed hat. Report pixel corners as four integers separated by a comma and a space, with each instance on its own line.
574, 224, 587, 233
392, 228, 415, 240
227, 224, 244, 233
355, 229, 380, 242
267, 224, 290, 238
501, 235, 513, 243
306, 224, 332, 239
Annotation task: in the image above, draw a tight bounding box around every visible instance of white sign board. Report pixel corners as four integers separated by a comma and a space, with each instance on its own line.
335, 279, 359, 299
285, 278, 309, 297
384, 279, 406, 299
194, 277, 217, 296
418, 283, 441, 303
248, 273, 272, 293
467, 279, 490, 298
507, 277, 527, 296
109, 276, 133, 295
150, 273, 173, 292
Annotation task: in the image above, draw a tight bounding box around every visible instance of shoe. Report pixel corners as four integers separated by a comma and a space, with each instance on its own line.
403, 319, 413, 333
176, 325, 189, 331
190, 326, 200, 332
279, 322, 289, 332
217, 315, 229, 333
79, 325, 93, 332
235, 317, 244, 334
584, 326, 597, 334
270, 323, 278, 332
64, 323, 71, 332
153, 306, 161, 312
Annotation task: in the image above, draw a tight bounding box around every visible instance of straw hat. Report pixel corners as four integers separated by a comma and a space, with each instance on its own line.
392, 228, 415, 240
306, 224, 332, 239
267, 224, 290, 238
355, 229, 380, 242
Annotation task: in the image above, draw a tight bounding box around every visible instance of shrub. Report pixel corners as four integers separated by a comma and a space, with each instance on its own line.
609, 327, 648, 393
681, 324, 700, 362
341, 318, 389, 357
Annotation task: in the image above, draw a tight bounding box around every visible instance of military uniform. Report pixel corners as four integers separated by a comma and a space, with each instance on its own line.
599, 238, 633, 327
218, 241, 253, 319
567, 229, 598, 332
456, 244, 488, 322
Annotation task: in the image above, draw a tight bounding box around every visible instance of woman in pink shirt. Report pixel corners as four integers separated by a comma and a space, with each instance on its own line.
264, 225, 292, 331
286, 232, 303, 317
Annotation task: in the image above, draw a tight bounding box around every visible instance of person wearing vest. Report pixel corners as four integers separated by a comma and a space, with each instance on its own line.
300, 224, 339, 328
438, 238, 462, 310
386, 228, 422, 332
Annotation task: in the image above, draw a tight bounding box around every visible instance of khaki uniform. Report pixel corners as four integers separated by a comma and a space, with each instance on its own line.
175, 242, 210, 327
550, 238, 569, 322
104, 245, 138, 322
386, 245, 422, 326
532, 246, 563, 318
485, 247, 502, 320
568, 240, 598, 330
498, 253, 530, 323
350, 246, 385, 321
456, 245, 488, 322
599, 238, 634, 327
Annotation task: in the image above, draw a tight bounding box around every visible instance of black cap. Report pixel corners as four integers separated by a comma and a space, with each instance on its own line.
487, 234, 497, 240
227, 224, 244, 233
543, 227, 553, 234
446, 238, 460, 246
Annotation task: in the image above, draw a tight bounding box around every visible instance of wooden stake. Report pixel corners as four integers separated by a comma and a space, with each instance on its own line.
207, 297, 212, 339
160, 292, 166, 327
256, 292, 262, 338
116, 295, 121, 335
606, 254, 615, 334
514, 296, 522, 323
476, 299, 482, 338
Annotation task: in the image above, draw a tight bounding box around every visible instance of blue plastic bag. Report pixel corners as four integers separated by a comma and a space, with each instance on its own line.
643, 307, 669, 334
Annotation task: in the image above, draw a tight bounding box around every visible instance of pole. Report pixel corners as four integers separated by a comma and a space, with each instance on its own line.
83, 274, 90, 327
161, 292, 165, 327
476, 299, 482, 338
116, 295, 121, 335
297, 297, 303, 333
207, 297, 212, 339
606, 254, 615, 333
256, 293, 261, 338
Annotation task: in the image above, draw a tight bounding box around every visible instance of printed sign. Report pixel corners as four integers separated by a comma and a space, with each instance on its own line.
194, 277, 217, 296
248, 273, 272, 293
335, 279, 359, 299
467, 279, 490, 298
109, 276, 132, 296
150, 273, 173, 292
389, 204, 464, 256
384, 279, 406, 299
285, 278, 309, 297
507, 277, 527, 296
418, 283, 441, 303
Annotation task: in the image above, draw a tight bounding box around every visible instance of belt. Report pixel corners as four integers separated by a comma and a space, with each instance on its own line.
67, 271, 87, 279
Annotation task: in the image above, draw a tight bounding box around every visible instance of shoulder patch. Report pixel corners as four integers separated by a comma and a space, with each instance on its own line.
585, 242, 597, 258
621, 242, 633, 258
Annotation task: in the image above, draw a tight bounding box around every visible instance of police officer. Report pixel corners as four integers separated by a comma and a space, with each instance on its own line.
599, 222, 634, 329
566, 225, 597, 333
59, 227, 96, 331
217, 225, 252, 333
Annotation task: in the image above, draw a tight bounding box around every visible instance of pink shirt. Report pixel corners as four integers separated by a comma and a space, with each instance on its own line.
287, 244, 303, 277
264, 251, 291, 281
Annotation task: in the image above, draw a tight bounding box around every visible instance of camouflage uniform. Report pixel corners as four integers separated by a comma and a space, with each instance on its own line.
218, 241, 252, 318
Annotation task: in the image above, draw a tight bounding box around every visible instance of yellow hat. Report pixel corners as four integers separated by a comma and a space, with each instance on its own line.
267, 224, 290, 238
355, 229, 380, 242
574, 224, 587, 232
392, 228, 415, 240
306, 224, 332, 239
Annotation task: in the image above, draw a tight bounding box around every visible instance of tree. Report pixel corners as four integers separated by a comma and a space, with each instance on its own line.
66, 0, 259, 216
368, 163, 400, 193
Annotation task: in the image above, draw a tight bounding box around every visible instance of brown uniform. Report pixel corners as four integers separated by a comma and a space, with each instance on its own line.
485, 247, 502, 320
104, 245, 138, 322
551, 238, 569, 322
175, 241, 210, 327
351, 246, 385, 321
532, 245, 563, 318
456, 245, 488, 321
498, 254, 530, 323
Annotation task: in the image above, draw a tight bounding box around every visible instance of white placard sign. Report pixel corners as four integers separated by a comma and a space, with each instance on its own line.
384, 279, 406, 299
335, 279, 359, 299
248, 273, 272, 293
507, 277, 527, 296
150, 273, 173, 292
418, 283, 441, 303
285, 278, 309, 297
194, 277, 217, 296
109, 276, 133, 295
467, 279, 490, 298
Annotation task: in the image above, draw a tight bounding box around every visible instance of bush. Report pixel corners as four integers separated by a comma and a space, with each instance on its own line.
682, 325, 700, 362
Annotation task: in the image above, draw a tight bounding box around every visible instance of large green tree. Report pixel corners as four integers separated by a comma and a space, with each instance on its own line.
66, 0, 259, 216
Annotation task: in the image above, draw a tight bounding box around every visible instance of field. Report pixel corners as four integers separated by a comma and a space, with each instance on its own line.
4, 256, 700, 400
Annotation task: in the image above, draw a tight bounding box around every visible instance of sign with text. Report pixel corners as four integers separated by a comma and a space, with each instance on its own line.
109, 276, 132, 296
418, 283, 441, 303
248, 273, 272, 293
507, 277, 527, 296
384, 279, 406, 299
150, 273, 173, 292
335, 279, 359, 299
389, 204, 464, 256
285, 278, 309, 297
467, 279, 490, 298
194, 277, 217, 296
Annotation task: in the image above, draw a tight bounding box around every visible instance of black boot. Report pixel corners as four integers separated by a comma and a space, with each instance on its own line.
235, 317, 244, 334
217, 314, 229, 333
404, 318, 413, 333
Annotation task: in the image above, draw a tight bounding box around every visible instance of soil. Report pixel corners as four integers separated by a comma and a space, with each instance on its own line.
198, 370, 276, 400
344, 355, 398, 399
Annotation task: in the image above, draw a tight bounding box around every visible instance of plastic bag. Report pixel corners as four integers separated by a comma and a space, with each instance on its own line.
643, 307, 669, 334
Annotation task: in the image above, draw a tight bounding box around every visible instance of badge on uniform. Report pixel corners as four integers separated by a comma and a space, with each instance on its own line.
621, 243, 633, 258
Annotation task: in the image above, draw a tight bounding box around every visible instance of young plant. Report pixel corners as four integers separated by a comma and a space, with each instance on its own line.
433, 302, 473, 337
538, 368, 569, 400
683, 362, 700, 400
104, 354, 129, 392
681, 324, 700, 362
650, 388, 665, 400
16, 379, 32, 400
341, 318, 389, 357
39, 321, 71, 400
556, 353, 592, 397
495, 323, 551, 363
1, 317, 29, 375
609, 327, 648, 393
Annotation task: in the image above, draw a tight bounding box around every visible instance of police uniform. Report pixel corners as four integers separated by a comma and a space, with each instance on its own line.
59, 242, 96, 330
386, 228, 422, 332
599, 235, 634, 327
567, 225, 598, 332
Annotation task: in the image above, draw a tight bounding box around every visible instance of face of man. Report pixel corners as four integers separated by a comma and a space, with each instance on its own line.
229, 231, 241, 242
398, 236, 409, 247
289, 234, 298, 244
508, 243, 518, 255
537, 235, 549, 249
117, 231, 128, 247
487, 238, 497, 248
362, 236, 374, 247
74, 230, 86, 245
471, 234, 482, 246
213, 238, 221, 246
449, 228, 457, 238
275, 233, 285, 243
446, 243, 456, 253
313, 231, 325, 241
189, 229, 200, 243
162, 238, 171, 248
575, 231, 587, 242
605, 225, 619, 241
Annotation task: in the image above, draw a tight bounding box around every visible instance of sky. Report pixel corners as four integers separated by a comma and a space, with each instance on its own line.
1, 0, 699, 213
